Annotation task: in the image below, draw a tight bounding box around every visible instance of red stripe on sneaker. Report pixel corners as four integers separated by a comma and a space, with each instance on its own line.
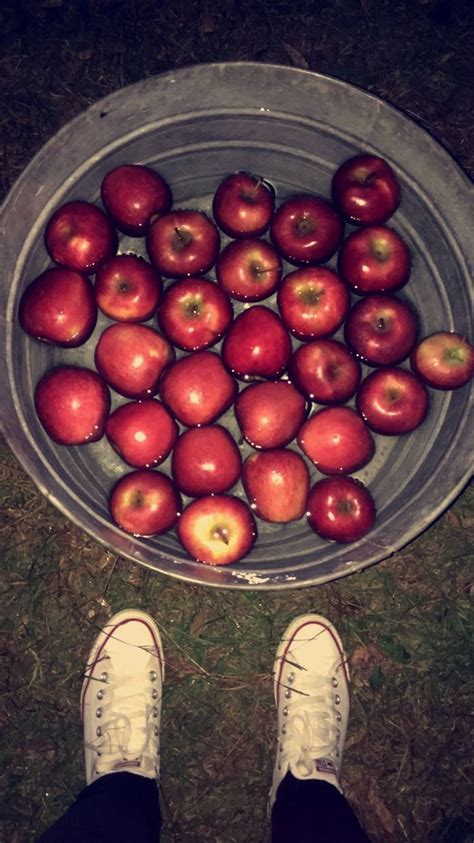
275, 619, 349, 706
81, 617, 164, 721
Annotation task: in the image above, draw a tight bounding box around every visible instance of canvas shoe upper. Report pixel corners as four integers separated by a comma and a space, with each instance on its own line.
81, 609, 164, 786
269, 614, 350, 808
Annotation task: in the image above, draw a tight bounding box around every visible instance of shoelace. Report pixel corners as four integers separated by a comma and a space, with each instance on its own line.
85, 653, 159, 775
279, 658, 342, 778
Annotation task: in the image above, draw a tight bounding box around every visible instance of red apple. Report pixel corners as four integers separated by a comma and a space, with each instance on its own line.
242, 449, 309, 522
177, 494, 257, 565
289, 339, 361, 405
234, 380, 308, 449
216, 238, 282, 302
45, 200, 118, 273
34, 366, 110, 445
109, 469, 180, 537
307, 476, 376, 543
157, 277, 233, 351
270, 195, 344, 266
171, 425, 242, 497
298, 406, 375, 475
212, 171, 275, 238
100, 164, 172, 236
411, 331, 474, 390
105, 399, 178, 468
338, 225, 411, 294
344, 294, 418, 366
222, 306, 292, 381
159, 350, 237, 427
277, 266, 350, 340
332, 154, 400, 226
19, 267, 97, 347
94, 254, 162, 322
95, 323, 174, 399
146, 209, 220, 278
356, 367, 429, 435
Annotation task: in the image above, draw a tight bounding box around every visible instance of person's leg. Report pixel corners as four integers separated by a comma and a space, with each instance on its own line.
269, 615, 370, 843
37, 772, 161, 842
272, 775, 369, 843
37, 609, 164, 843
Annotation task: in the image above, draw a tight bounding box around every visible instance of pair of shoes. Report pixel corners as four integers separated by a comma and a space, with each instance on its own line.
81, 610, 349, 803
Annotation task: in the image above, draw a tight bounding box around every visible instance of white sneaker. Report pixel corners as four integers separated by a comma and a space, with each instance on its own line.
81, 609, 164, 786
269, 614, 350, 809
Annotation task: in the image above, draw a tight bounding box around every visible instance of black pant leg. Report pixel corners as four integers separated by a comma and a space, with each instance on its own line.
271, 773, 370, 843
37, 772, 161, 843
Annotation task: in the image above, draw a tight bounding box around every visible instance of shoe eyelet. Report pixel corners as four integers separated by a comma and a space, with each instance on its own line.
283, 707, 288, 716
97, 689, 104, 700
332, 677, 338, 688
334, 694, 341, 705
336, 711, 342, 722
279, 744, 284, 752
287, 672, 295, 685
152, 689, 158, 700
281, 725, 286, 735
100, 672, 108, 682
96, 707, 102, 718
150, 670, 157, 682
278, 762, 282, 770
96, 726, 102, 737
155, 726, 159, 736
153, 707, 158, 718
284, 688, 291, 699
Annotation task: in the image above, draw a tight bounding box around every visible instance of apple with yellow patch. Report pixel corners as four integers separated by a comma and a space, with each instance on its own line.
177, 495, 257, 565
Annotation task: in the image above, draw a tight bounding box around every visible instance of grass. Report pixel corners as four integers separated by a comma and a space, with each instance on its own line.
1, 436, 473, 841
1, 2, 473, 840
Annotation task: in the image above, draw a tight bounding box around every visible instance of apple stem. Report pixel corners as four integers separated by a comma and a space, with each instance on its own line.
246, 176, 263, 200
212, 526, 230, 545
252, 265, 279, 279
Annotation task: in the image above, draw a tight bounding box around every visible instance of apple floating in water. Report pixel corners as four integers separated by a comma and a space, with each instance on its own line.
234, 380, 308, 449
222, 305, 292, 381
94, 254, 162, 323
277, 266, 350, 341
19, 267, 97, 347
289, 338, 361, 405
109, 469, 181, 537
100, 163, 172, 236
171, 425, 242, 497
45, 200, 118, 273
159, 350, 238, 427
157, 276, 233, 351
307, 476, 376, 543
270, 194, 344, 266
105, 399, 178, 468
411, 331, 474, 390
95, 323, 174, 399
356, 367, 429, 435
177, 495, 257, 565
212, 171, 275, 238
331, 154, 401, 226
35, 366, 110, 446
298, 406, 375, 476
216, 238, 282, 302
344, 293, 418, 367
242, 448, 310, 523
338, 225, 411, 295
147, 209, 220, 278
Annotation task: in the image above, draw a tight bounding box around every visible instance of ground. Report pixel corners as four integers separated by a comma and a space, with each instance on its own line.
0, 2, 473, 841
